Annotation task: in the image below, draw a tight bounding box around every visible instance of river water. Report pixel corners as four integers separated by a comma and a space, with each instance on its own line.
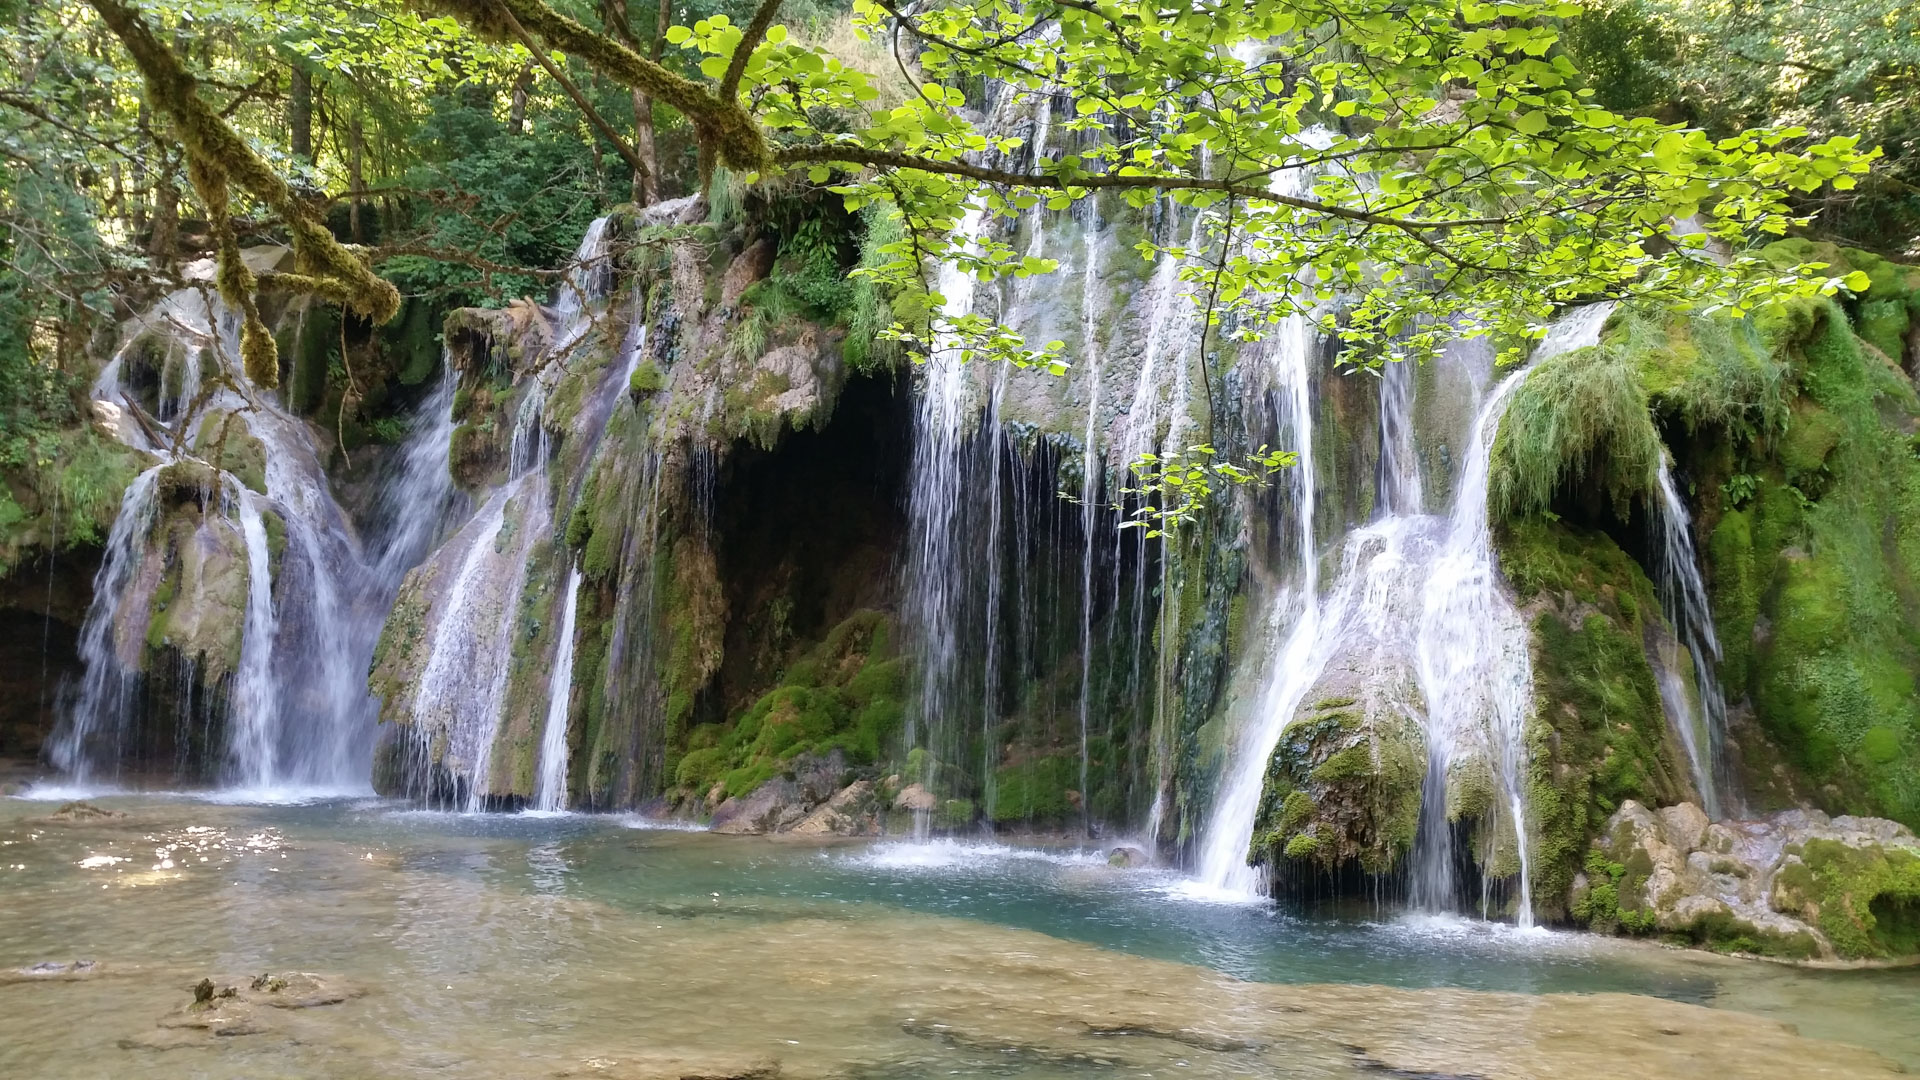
2, 795, 1914, 1078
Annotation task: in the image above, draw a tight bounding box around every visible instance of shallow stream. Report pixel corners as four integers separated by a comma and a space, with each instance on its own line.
3, 795, 1914, 1078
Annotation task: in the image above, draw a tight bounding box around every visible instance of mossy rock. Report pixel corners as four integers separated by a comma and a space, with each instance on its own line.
193, 411, 269, 495
1250, 699, 1424, 877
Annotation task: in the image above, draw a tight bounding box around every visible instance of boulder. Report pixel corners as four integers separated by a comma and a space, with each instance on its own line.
1108, 846, 1149, 868
709, 779, 808, 835
893, 783, 937, 813
790, 780, 881, 837
1572, 799, 1920, 960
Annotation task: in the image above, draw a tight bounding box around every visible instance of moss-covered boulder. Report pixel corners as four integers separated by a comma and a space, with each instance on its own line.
669, 609, 907, 810
1574, 798, 1920, 961
1499, 517, 1695, 918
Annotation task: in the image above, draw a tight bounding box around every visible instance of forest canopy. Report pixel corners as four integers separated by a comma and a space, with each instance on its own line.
0, 0, 1910, 458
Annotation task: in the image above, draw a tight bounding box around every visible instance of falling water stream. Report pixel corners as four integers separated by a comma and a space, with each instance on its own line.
1651, 458, 1732, 818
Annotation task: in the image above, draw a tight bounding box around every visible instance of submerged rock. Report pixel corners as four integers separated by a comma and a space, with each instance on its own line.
46, 801, 125, 822
1107, 846, 1148, 868
1572, 799, 1920, 960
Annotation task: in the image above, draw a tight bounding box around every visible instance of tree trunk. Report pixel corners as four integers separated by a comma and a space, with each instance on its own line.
348, 115, 365, 243
131, 102, 149, 235
149, 152, 178, 262
602, 0, 662, 204
508, 63, 535, 135
290, 65, 313, 168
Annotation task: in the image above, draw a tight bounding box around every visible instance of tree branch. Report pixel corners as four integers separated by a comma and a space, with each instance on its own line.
494, 0, 650, 180
720, 0, 786, 102
771, 144, 1510, 231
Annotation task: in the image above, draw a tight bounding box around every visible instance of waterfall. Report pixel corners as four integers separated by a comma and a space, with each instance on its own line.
226, 483, 281, 786
46, 467, 163, 781
1193, 305, 1322, 895
1409, 302, 1615, 925
1076, 228, 1104, 835
534, 563, 584, 811
1650, 458, 1730, 818
903, 201, 990, 784
1377, 355, 1423, 517
371, 365, 462, 583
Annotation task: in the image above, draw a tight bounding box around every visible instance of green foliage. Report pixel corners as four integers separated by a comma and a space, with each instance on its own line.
1491, 341, 1664, 521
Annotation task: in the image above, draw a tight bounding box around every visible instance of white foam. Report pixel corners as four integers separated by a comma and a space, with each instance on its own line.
841, 839, 1109, 871
192, 785, 367, 806
9, 783, 130, 802
616, 815, 708, 832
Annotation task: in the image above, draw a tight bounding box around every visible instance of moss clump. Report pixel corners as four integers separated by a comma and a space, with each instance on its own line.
990, 755, 1081, 824
629, 359, 666, 396
670, 609, 907, 802
193, 410, 268, 495
1249, 701, 1424, 876
1571, 850, 1660, 936
1773, 838, 1920, 959
1501, 517, 1690, 917
1490, 337, 1663, 521
0, 427, 147, 578
1696, 300, 1920, 827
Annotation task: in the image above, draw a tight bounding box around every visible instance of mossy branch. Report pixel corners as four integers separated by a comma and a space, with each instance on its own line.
87, 0, 401, 388
418, 0, 766, 173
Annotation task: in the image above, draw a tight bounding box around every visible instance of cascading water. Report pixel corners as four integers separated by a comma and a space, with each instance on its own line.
1650, 458, 1731, 819
46, 467, 163, 781
1075, 227, 1105, 836
902, 201, 990, 787
398, 219, 613, 808
227, 483, 281, 786
1193, 301, 1322, 895
1408, 302, 1615, 925
534, 564, 585, 811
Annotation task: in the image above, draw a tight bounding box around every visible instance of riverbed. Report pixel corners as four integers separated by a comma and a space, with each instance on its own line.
2, 794, 1914, 1078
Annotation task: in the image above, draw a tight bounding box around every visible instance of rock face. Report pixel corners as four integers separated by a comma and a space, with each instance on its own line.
708, 752, 880, 836
1573, 799, 1920, 960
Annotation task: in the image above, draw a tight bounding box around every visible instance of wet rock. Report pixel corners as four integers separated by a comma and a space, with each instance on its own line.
893, 783, 937, 813
1107, 846, 1148, 868
790, 780, 881, 837
2, 959, 101, 983
710, 779, 807, 835
1574, 799, 1920, 960
47, 801, 125, 822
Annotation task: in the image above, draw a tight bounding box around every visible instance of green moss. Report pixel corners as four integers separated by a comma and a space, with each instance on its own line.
1490, 339, 1663, 521
1777, 839, 1920, 959
0, 426, 146, 576
1282, 832, 1322, 859
1506, 517, 1689, 917
629, 359, 666, 396
990, 755, 1080, 823
668, 609, 907, 804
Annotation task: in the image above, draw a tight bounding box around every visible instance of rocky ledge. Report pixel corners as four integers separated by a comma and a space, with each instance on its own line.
1572, 800, 1920, 961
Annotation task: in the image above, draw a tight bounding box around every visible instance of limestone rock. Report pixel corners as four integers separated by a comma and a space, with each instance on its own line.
708, 779, 807, 835
893, 783, 937, 813
1107, 846, 1148, 868
1575, 799, 1920, 960
790, 780, 880, 837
